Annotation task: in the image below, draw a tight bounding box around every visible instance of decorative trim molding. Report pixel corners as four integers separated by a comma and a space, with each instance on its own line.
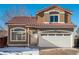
44, 10, 65, 14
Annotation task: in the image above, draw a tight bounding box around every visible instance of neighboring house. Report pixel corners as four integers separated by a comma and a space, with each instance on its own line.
6, 5, 74, 48
76, 27, 79, 38
0, 30, 7, 38
0, 30, 7, 47
74, 27, 79, 47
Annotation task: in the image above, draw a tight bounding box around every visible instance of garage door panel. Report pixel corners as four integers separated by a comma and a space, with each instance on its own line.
39, 33, 72, 47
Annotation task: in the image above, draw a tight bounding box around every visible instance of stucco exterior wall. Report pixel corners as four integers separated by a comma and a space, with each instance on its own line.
65, 13, 72, 24
29, 28, 38, 46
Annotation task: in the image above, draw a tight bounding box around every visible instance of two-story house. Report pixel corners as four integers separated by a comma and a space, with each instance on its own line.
6, 5, 74, 48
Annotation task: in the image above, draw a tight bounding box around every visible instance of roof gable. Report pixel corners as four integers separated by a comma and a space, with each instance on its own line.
36, 5, 72, 14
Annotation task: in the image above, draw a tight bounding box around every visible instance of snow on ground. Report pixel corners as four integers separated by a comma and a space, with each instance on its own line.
0, 47, 39, 55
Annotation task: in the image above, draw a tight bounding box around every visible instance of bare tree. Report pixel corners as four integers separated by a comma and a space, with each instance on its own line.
0, 5, 32, 30
3, 6, 27, 22
18, 6, 26, 16
0, 5, 33, 37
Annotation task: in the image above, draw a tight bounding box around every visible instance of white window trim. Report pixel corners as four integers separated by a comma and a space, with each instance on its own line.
49, 14, 60, 23
10, 27, 26, 42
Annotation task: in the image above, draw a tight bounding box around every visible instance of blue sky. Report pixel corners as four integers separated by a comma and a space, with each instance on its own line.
0, 4, 79, 28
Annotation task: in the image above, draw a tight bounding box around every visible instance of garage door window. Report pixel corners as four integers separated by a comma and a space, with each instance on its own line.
64, 34, 70, 36
41, 34, 47, 36
56, 34, 63, 36
48, 34, 55, 36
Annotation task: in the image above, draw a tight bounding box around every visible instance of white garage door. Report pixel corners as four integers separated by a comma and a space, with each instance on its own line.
38, 31, 72, 47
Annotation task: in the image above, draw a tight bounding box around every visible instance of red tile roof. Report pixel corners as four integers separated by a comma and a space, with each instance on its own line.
7, 16, 74, 28
7, 16, 37, 25
36, 5, 72, 14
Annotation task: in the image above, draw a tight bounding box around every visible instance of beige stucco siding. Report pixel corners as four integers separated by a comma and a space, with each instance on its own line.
29, 29, 38, 46
60, 14, 65, 22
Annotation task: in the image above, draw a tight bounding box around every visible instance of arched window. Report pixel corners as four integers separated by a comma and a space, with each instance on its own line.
10, 27, 26, 41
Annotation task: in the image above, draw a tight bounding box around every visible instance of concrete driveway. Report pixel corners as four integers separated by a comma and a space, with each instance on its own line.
39, 48, 79, 55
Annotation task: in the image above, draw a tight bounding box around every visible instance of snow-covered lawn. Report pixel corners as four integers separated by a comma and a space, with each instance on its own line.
0, 47, 39, 55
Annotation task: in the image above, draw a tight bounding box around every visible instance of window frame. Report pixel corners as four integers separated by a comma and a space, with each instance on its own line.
10, 27, 26, 41
50, 16, 58, 22
49, 14, 60, 23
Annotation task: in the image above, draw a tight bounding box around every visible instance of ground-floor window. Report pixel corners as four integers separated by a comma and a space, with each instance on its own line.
10, 27, 26, 41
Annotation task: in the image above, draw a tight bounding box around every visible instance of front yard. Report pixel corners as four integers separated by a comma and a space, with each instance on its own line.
39, 48, 79, 55
0, 47, 79, 55
0, 47, 39, 55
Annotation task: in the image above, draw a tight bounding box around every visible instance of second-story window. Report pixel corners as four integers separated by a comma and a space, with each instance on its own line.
50, 16, 58, 22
